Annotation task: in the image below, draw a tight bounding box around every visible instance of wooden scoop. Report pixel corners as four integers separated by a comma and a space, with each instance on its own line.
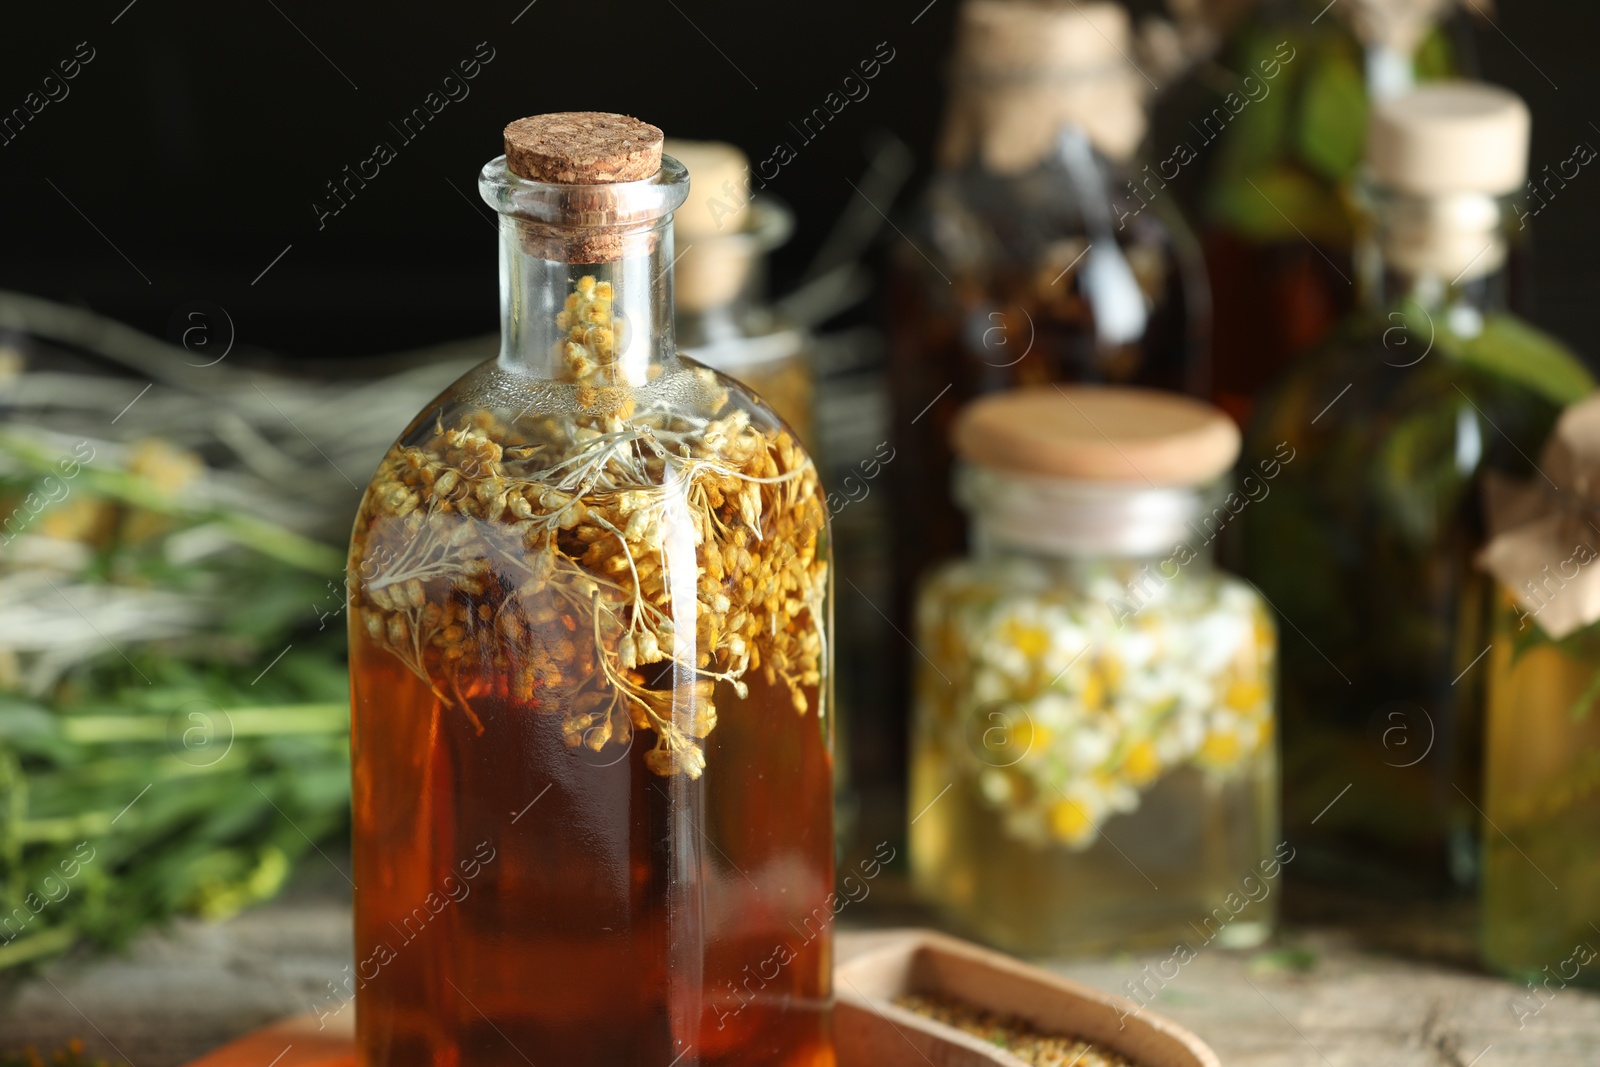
836, 929, 1221, 1067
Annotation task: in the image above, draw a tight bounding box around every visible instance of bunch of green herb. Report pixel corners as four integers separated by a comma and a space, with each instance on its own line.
0, 291, 480, 973
0, 430, 352, 972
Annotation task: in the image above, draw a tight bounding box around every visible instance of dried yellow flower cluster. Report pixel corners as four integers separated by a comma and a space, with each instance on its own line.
557, 275, 626, 387
349, 279, 828, 778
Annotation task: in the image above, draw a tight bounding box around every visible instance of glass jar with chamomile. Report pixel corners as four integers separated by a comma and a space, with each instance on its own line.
910, 385, 1278, 956
346, 113, 834, 1067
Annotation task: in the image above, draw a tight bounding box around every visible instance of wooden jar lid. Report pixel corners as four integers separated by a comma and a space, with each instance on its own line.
503, 112, 664, 184
953, 385, 1240, 485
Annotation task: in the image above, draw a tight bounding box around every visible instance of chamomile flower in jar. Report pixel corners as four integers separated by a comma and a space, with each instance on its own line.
910, 385, 1278, 955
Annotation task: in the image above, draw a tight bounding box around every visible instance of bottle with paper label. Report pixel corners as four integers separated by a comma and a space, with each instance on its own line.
1477, 394, 1600, 985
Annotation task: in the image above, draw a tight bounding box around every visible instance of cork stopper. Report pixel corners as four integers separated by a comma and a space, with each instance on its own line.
667, 139, 752, 237
942, 0, 1146, 170
954, 385, 1240, 485
504, 112, 664, 184
664, 139, 759, 312
959, 0, 1132, 74
494, 113, 674, 264
1368, 83, 1530, 196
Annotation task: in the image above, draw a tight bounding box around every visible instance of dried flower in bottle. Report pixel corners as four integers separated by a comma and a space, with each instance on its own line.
350, 275, 828, 778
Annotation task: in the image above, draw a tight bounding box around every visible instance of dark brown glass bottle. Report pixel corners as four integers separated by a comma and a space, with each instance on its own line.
884, 0, 1210, 785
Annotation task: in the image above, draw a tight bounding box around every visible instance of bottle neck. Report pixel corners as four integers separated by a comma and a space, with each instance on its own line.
1358, 182, 1517, 318
480, 155, 688, 385
495, 216, 677, 383
676, 295, 755, 351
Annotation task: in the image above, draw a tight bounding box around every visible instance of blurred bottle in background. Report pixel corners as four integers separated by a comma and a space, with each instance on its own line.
885, 0, 1212, 796
1238, 83, 1593, 899
667, 139, 817, 449
1156, 0, 1474, 423
911, 386, 1278, 955
1477, 394, 1600, 985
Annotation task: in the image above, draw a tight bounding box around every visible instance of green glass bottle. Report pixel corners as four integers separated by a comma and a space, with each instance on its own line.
1237, 83, 1595, 898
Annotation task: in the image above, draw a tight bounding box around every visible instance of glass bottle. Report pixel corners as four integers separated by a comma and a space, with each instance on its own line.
346, 113, 835, 1067
1237, 84, 1594, 898
886, 0, 1211, 788
1477, 395, 1600, 985
1189, 0, 1466, 424
666, 139, 816, 450
910, 386, 1278, 956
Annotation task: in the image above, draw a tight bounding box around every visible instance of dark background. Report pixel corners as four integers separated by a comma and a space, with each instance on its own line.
2, 1, 1597, 367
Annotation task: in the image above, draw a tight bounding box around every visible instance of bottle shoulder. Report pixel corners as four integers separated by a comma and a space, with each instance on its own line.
387, 355, 811, 466
1248, 309, 1574, 456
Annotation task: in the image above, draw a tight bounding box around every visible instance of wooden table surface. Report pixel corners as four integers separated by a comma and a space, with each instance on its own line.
2, 879, 1595, 1067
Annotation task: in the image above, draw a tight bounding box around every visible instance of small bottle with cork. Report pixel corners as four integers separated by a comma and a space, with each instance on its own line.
1477, 393, 1600, 985
346, 112, 835, 1067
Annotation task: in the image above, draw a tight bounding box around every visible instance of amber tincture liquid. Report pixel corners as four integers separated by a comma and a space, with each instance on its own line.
348, 117, 834, 1067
